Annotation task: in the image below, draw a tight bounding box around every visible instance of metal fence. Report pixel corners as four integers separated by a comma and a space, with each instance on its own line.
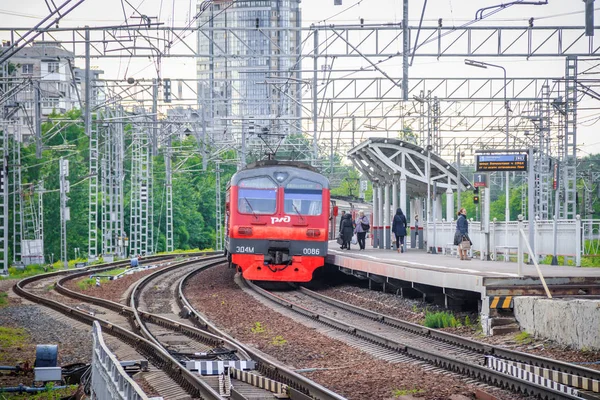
91, 321, 150, 400
425, 217, 594, 266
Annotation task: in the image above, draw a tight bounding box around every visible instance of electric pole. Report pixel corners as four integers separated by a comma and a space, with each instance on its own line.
60, 158, 69, 268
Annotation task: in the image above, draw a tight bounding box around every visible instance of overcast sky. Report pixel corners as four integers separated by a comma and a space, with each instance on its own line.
2, 1, 599, 153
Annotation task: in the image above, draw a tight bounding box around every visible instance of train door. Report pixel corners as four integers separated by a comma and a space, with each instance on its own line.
329, 201, 339, 240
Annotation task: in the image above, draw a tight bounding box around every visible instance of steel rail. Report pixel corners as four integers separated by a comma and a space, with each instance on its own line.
244, 279, 581, 400
298, 286, 600, 382
13, 252, 224, 400
53, 254, 338, 399
178, 267, 348, 400
53, 255, 244, 355
126, 257, 252, 361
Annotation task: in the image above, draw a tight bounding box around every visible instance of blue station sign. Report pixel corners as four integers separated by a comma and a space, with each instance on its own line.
476, 154, 528, 172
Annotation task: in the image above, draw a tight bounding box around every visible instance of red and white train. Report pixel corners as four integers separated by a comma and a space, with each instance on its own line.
225, 161, 331, 282
225, 160, 373, 282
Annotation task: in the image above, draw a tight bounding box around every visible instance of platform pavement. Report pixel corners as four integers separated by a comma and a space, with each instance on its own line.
325, 240, 600, 297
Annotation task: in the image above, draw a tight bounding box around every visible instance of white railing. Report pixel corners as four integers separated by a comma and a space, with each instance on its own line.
91, 321, 150, 400
424, 216, 595, 266
582, 219, 600, 255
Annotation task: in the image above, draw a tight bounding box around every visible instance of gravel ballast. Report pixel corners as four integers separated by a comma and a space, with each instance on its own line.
184, 265, 526, 400
0, 278, 93, 389
318, 284, 600, 368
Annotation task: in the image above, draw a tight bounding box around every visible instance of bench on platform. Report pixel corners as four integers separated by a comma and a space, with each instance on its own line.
494, 246, 519, 262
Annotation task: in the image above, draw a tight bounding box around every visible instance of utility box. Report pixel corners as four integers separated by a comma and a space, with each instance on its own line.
34, 367, 62, 382
34, 344, 60, 382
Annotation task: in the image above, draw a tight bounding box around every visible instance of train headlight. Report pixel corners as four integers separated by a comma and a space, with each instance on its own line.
238, 226, 253, 236
274, 172, 288, 183
306, 229, 321, 237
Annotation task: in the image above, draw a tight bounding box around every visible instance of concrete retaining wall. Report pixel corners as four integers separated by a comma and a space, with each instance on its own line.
513, 297, 600, 350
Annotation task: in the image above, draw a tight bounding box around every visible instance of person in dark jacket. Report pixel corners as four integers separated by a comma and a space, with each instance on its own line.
338, 210, 346, 235
391, 208, 407, 253
340, 213, 354, 250
454, 208, 471, 260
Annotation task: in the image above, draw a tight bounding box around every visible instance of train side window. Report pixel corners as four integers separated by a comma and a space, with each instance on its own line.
238, 176, 277, 214
284, 178, 323, 216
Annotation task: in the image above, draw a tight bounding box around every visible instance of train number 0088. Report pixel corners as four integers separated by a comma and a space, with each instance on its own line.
235, 246, 255, 253
302, 248, 320, 255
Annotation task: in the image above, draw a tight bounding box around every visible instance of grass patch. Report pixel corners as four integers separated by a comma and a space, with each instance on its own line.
392, 388, 425, 397
157, 248, 214, 255
423, 311, 460, 329
514, 331, 533, 344
103, 268, 127, 277
0, 326, 28, 348
251, 322, 266, 334
4, 384, 78, 399
0, 292, 7, 307
76, 277, 106, 290
75, 268, 126, 290
7, 264, 54, 279
271, 335, 287, 346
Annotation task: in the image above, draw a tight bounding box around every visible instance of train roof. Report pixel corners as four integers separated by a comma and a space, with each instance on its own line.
231, 162, 329, 188
245, 160, 319, 172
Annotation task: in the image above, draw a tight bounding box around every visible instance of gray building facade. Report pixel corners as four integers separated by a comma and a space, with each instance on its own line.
196, 0, 302, 155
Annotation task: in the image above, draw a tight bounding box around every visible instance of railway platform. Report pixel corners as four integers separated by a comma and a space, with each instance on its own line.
326, 240, 600, 339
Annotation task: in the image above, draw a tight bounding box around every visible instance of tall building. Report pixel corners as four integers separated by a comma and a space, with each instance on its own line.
196, 0, 302, 159
3, 41, 83, 138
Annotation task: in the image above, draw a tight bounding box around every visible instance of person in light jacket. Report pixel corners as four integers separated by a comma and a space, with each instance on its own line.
391, 208, 407, 253
354, 211, 369, 251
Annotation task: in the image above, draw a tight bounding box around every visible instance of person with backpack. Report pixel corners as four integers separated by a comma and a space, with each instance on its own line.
392, 208, 408, 253
354, 211, 370, 251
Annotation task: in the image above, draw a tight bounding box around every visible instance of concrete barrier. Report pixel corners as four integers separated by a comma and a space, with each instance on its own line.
513, 297, 600, 350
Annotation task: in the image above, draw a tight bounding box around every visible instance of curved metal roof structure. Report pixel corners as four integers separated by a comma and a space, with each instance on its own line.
348, 137, 472, 195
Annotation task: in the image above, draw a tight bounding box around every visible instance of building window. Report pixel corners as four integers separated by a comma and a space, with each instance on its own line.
22, 64, 34, 74
47, 62, 59, 73
42, 98, 60, 108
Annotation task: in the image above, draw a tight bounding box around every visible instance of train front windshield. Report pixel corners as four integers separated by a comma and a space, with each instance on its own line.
238, 176, 277, 214
284, 178, 323, 216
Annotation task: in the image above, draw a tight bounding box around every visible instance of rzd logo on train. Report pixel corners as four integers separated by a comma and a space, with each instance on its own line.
270, 216, 291, 224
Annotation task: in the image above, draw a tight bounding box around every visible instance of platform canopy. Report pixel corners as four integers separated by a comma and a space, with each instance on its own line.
348, 138, 472, 195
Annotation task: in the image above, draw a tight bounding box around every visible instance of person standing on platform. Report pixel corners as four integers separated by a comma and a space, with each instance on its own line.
454, 208, 472, 260
392, 208, 407, 253
414, 215, 419, 246
338, 210, 346, 245
354, 211, 370, 251
340, 213, 354, 250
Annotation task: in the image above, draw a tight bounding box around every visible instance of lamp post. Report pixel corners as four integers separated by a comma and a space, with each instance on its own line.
465, 59, 511, 256
457, 150, 464, 213
464, 59, 510, 223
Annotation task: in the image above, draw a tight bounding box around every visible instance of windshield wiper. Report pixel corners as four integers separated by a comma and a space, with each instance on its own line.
292, 203, 306, 224
243, 197, 259, 220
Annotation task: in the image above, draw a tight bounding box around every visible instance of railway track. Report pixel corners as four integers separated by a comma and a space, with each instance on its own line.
14, 253, 346, 400
242, 280, 600, 400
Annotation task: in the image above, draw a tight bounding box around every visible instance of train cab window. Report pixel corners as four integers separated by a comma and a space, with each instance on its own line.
284, 178, 323, 216
238, 176, 277, 214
